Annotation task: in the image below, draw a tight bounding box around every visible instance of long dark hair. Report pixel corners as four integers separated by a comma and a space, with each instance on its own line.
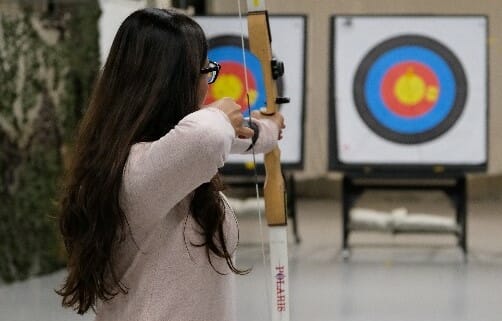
56, 8, 245, 315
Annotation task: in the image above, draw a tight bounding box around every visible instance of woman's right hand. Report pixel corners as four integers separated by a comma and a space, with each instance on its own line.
207, 97, 254, 139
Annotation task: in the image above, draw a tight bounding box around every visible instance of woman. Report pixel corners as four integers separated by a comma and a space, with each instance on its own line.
56, 8, 284, 321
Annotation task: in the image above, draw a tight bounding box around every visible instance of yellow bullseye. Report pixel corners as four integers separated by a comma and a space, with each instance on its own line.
394, 68, 426, 106
425, 86, 439, 102
210, 74, 244, 100
209, 74, 259, 107
247, 89, 258, 106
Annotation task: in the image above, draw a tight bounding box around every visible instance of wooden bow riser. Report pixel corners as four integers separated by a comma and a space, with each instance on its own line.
247, 11, 287, 227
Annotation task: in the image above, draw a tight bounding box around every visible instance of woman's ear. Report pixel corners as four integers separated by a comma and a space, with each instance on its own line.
197, 75, 209, 106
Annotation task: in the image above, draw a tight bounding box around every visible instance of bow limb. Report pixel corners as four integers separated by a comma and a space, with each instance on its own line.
245, 1, 290, 320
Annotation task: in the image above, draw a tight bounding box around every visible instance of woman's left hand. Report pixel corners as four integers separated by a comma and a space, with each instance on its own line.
250, 110, 286, 140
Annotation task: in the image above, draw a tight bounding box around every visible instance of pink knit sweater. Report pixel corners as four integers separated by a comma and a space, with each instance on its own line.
94, 107, 279, 321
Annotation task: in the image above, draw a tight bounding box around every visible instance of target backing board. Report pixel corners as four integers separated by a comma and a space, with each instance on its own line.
195, 15, 307, 174
329, 15, 488, 174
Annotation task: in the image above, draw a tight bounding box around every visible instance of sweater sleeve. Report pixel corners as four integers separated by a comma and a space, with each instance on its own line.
122, 107, 235, 222
230, 118, 279, 155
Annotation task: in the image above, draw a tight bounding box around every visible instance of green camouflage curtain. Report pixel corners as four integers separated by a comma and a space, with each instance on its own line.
0, 0, 100, 282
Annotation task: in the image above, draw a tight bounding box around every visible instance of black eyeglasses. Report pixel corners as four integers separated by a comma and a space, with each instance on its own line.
200, 60, 221, 84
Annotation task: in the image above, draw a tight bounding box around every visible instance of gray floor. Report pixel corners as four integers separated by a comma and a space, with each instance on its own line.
1, 193, 501, 321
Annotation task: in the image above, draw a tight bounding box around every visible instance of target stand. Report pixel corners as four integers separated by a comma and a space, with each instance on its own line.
341, 173, 467, 259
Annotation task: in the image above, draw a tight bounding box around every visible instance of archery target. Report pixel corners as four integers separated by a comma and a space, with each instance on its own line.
195, 16, 306, 172
354, 35, 467, 144
330, 16, 487, 169
204, 36, 284, 117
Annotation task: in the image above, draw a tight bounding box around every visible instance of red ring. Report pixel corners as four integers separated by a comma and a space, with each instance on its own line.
381, 61, 439, 118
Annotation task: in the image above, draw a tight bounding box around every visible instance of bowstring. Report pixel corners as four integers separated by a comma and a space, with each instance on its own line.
237, 1, 272, 319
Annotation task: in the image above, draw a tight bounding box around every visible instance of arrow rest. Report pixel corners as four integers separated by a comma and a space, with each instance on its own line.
271, 59, 290, 105
271, 59, 284, 79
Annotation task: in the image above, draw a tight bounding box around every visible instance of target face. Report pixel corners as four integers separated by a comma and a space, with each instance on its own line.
330, 16, 487, 169
354, 35, 467, 144
204, 36, 267, 117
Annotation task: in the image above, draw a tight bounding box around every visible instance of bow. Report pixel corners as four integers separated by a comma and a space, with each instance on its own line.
239, 1, 291, 320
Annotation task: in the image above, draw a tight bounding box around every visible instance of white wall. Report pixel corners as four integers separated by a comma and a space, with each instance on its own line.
98, 0, 146, 66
